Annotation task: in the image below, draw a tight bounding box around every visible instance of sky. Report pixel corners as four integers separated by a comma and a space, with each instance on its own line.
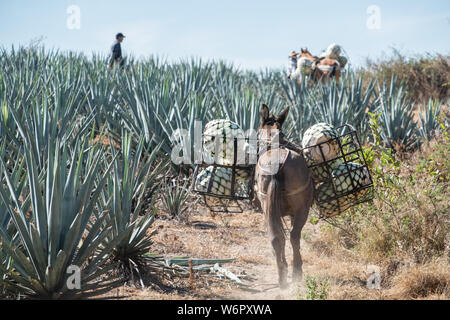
0, 0, 449, 70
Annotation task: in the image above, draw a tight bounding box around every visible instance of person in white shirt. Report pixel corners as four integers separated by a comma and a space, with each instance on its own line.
287, 51, 298, 79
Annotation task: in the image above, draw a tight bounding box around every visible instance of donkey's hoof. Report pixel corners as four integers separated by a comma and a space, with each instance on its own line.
292, 271, 303, 282
279, 281, 289, 290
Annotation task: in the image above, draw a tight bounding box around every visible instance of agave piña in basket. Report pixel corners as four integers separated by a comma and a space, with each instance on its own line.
0, 134, 127, 299
100, 132, 166, 282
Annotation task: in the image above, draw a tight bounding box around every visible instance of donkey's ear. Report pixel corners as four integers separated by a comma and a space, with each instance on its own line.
277, 106, 290, 125
260, 104, 270, 123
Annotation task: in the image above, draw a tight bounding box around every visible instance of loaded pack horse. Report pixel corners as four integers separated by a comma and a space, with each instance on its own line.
254, 104, 314, 288
298, 48, 341, 83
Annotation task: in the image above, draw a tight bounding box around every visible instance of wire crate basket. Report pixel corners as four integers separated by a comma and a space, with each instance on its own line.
303, 124, 374, 219
192, 123, 373, 216
191, 134, 256, 213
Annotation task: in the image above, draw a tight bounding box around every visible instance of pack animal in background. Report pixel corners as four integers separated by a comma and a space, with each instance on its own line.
291, 44, 348, 81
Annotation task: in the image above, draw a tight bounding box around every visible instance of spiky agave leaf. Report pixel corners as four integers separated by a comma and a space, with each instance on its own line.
161, 178, 191, 218
115, 60, 213, 155
418, 99, 442, 142
0, 244, 23, 298
101, 131, 166, 270
0, 133, 128, 299
0, 140, 29, 243
377, 76, 418, 151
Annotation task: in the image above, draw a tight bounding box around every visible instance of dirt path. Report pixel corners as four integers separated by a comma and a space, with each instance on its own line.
104, 203, 389, 300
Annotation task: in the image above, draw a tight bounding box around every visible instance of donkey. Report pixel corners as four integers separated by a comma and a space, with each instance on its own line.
299, 48, 341, 83
254, 104, 314, 288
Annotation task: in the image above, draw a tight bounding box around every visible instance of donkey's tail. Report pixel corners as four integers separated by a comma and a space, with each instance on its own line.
266, 176, 284, 238
330, 61, 340, 78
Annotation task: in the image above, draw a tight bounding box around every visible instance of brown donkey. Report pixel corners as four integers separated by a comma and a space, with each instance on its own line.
254, 104, 314, 288
298, 48, 341, 83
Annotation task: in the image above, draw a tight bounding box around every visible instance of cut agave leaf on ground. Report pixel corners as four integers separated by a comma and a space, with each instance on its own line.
211, 263, 243, 284
163, 257, 235, 267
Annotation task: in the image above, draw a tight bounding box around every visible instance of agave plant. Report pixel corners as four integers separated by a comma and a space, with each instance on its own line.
100, 131, 166, 284
277, 75, 317, 143
377, 77, 418, 151
0, 140, 28, 240
280, 72, 376, 143
161, 178, 191, 219
1, 82, 93, 171
117, 67, 216, 164
0, 133, 127, 299
418, 99, 442, 142
213, 73, 275, 131
341, 73, 377, 141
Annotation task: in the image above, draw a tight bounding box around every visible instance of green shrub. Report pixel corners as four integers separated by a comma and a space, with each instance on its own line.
301, 276, 330, 300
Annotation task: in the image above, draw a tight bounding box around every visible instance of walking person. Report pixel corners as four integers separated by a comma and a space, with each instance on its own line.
287, 51, 298, 79
109, 32, 126, 69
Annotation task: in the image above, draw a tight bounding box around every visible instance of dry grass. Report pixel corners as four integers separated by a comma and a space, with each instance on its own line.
390, 259, 449, 299
359, 50, 450, 103
322, 137, 449, 262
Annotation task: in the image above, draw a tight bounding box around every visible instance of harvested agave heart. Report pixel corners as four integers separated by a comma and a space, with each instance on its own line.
336, 55, 348, 69
203, 119, 245, 165
297, 57, 313, 76
316, 184, 353, 218
315, 162, 371, 217
323, 43, 342, 60
332, 162, 371, 194
302, 123, 339, 163
306, 159, 332, 182
316, 184, 370, 218
194, 166, 249, 197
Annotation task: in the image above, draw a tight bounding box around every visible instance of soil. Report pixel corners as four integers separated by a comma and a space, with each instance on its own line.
99, 201, 392, 300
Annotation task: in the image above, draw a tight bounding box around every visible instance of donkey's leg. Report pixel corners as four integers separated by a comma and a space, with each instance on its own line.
270, 230, 288, 288
290, 209, 309, 281
264, 176, 288, 288
266, 214, 288, 288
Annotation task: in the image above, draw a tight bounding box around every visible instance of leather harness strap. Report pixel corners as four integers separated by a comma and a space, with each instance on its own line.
255, 148, 290, 176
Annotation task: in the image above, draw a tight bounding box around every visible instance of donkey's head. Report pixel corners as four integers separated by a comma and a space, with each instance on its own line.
298, 48, 313, 59
259, 104, 290, 142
